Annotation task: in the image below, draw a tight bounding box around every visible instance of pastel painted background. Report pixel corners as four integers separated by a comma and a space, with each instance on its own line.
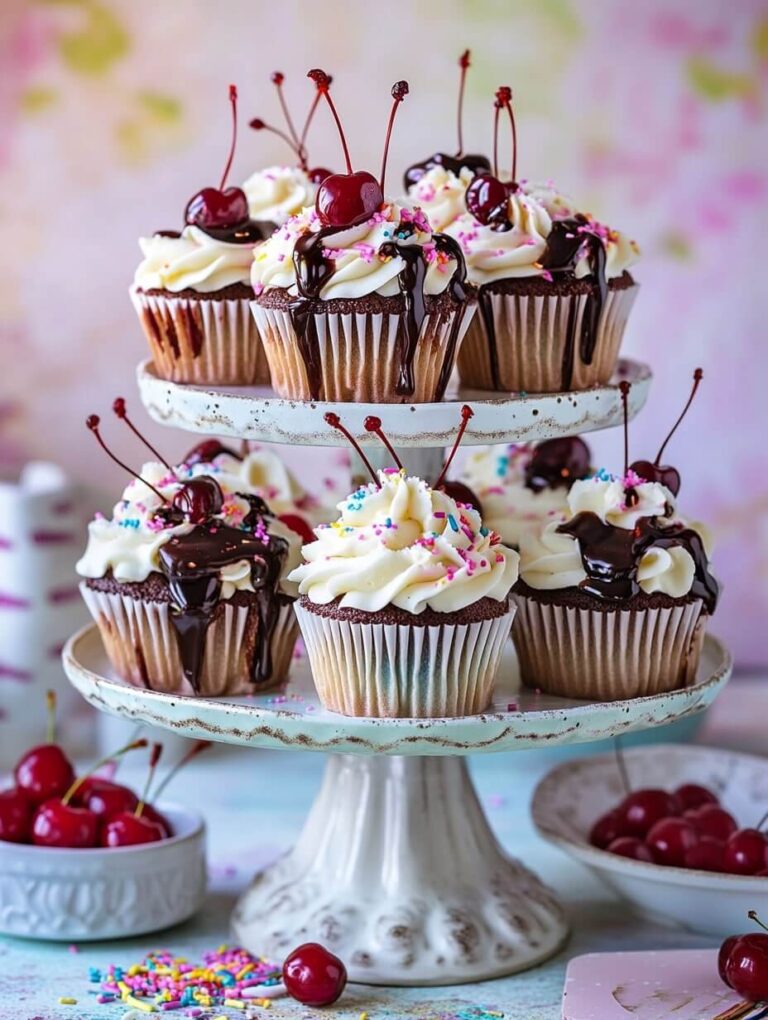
1, 0, 766, 664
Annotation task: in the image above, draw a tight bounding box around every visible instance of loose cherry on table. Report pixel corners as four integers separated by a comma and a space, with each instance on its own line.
282, 942, 347, 1007
14, 691, 75, 805
0, 788, 33, 844
719, 912, 768, 1001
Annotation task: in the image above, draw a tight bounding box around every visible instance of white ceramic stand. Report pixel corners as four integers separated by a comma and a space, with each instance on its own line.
232, 754, 567, 984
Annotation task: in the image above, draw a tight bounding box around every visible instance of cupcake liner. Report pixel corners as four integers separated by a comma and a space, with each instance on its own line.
457, 283, 638, 393
131, 285, 270, 386
80, 583, 297, 696
510, 592, 706, 701
295, 601, 515, 718
250, 301, 474, 402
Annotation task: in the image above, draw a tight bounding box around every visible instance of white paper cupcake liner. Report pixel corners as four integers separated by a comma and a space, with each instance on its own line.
80, 583, 297, 696
457, 283, 638, 393
295, 601, 515, 718
510, 592, 706, 701
131, 285, 270, 386
250, 300, 474, 402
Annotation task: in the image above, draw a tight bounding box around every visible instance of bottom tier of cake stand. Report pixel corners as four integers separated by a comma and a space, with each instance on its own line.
232, 753, 567, 985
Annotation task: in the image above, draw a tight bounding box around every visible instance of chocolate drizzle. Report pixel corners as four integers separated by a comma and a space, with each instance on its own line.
524, 437, 591, 493
403, 152, 491, 190
557, 510, 718, 613
155, 494, 289, 692
288, 224, 468, 401
154, 219, 269, 245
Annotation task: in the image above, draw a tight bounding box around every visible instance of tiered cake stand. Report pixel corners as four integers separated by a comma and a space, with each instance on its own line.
62, 357, 733, 987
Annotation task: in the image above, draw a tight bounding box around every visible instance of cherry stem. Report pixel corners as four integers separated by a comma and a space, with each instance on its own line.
150, 741, 213, 802
380, 81, 409, 193
46, 690, 56, 745
654, 368, 703, 466
299, 89, 322, 152
62, 739, 148, 807
364, 416, 403, 470
492, 100, 501, 179
434, 405, 475, 491
619, 381, 631, 476
135, 742, 163, 818
501, 90, 517, 183
249, 118, 303, 163
113, 398, 172, 471
456, 49, 470, 157
755, 809, 768, 831
219, 84, 238, 191
308, 70, 352, 175
86, 415, 168, 505
614, 736, 631, 796
749, 910, 768, 934
272, 72, 301, 151
324, 413, 378, 485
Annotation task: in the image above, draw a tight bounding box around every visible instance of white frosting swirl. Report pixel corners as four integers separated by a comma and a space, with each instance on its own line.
519, 475, 711, 599
289, 470, 518, 614
251, 202, 458, 300
241, 165, 317, 226
460, 444, 571, 547
134, 226, 257, 293
77, 453, 300, 595
406, 165, 474, 231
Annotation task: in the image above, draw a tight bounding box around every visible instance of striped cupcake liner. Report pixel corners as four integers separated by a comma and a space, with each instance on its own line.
456, 283, 638, 393
250, 301, 475, 402
295, 601, 515, 718
80, 583, 297, 696
131, 286, 270, 386
511, 592, 706, 701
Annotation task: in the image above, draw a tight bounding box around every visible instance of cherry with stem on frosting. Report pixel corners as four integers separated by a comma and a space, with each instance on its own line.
364, 416, 404, 471
14, 690, 75, 806
324, 412, 379, 485
629, 368, 703, 498
283, 942, 347, 1007
102, 743, 166, 848
112, 397, 172, 470
32, 738, 147, 849
171, 476, 225, 524
309, 68, 385, 227
86, 415, 169, 505
185, 85, 249, 230
465, 86, 519, 230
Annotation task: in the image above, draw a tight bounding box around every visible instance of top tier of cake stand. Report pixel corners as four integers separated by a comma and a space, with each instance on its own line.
137, 357, 651, 448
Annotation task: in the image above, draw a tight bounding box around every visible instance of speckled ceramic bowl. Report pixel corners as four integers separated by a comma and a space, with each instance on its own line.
0, 803, 206, 940
532, 744, 768, 936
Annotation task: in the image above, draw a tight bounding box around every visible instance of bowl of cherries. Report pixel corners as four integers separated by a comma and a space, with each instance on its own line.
0, 694, 207, 940
532, 744, 768, 936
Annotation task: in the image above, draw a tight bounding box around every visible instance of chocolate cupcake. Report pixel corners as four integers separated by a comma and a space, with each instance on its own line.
77, 413, 301, 697
289, 411, 519, 717
511, 374, 718, 701
131, 86, 271, 386
250, 72, 474, 403
459, 436, 592, 547
410, 86, 640, 394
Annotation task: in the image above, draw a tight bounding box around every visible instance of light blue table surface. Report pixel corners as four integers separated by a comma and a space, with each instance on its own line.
1, 682, 759, 1020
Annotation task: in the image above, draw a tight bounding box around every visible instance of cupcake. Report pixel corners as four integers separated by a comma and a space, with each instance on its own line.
459, 436, 592, 547
77, 411, 301, 697
511, 373, 718, 701
250, 71, 474, 403
289, 410, 519, 717
131, 86, 271, 387
409, 87, 640, 394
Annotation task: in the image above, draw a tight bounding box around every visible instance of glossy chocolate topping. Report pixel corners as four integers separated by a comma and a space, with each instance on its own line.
403, 151, 491, 190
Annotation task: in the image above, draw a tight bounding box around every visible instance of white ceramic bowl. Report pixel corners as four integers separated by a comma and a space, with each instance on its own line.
532, 744, 768, 936
0, 803, 206, 940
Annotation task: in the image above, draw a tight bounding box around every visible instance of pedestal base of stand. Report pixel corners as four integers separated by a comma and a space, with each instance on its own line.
232, 754, 568, 985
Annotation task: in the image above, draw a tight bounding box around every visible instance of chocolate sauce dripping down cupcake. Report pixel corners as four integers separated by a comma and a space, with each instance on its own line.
159, 85, 268, 244
524, 436, 591, 494
403, 50, 490, 189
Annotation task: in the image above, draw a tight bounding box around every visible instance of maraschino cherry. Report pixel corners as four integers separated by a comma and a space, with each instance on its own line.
723, 828, 767, 876
182, 439, 236, 467
185, 85, 249, 230
525, 437, 591, 493
282, 942, 347, 1007
629, 368, 703, 497
74, 777, 138, 819
645, 817, 698, 867
0, 788, 33, 843
14, 691, 75, 806
32, 738, 147, 849
102, 743, 165, 848
249, 70, 332, 182
620, 789, 680, 838
684, 803, 737, 842
310, 70, 408, 227
171, 476, 224, 523
720, 911, 768, 1001
465, 86, 519, 231
674, 782, 718, 811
